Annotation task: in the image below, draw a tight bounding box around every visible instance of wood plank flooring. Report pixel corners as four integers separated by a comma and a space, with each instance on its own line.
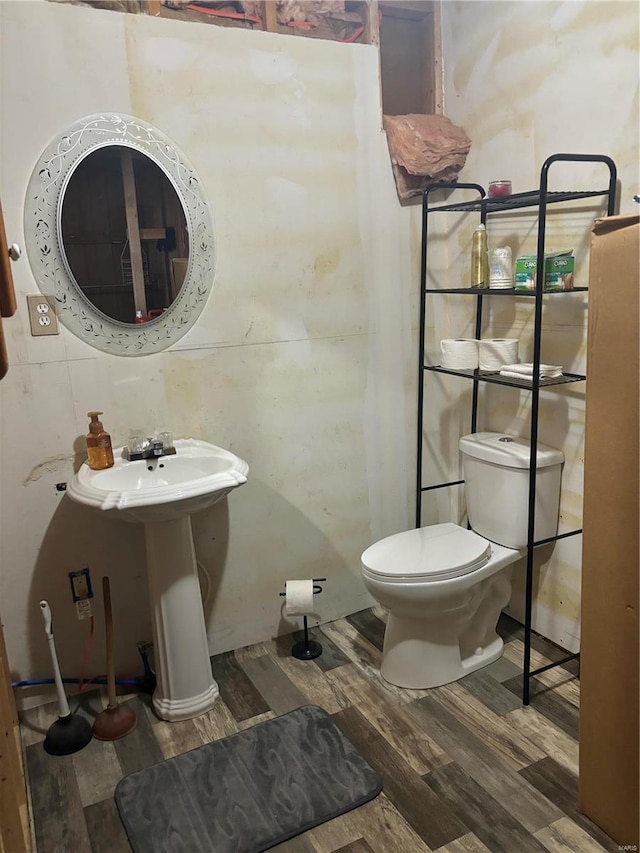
20, 611, 617, 853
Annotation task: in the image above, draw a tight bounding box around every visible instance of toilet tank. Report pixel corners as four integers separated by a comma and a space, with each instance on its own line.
459, 432, 564, 550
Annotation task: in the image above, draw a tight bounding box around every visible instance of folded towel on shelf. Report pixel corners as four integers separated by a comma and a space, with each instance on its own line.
499, 367, 564, 382
500, 362, 564, 379
499, 370, 537, 382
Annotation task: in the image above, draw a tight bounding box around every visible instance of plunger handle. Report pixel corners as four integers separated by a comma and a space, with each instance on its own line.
102, 577, 116, 709
40, 600, 71, 718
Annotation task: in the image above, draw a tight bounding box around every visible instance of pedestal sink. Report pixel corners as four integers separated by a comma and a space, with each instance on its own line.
68, 439, 248, 721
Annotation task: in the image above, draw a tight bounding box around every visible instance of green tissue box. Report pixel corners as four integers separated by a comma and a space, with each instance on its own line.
515, 251, 575, 291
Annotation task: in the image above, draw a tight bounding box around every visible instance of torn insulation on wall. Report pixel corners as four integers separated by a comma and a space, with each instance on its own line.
383, 114, 472, 201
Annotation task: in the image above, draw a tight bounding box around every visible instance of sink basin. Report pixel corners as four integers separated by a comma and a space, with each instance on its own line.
68, 438, 249, 523
67, 438, 249, 722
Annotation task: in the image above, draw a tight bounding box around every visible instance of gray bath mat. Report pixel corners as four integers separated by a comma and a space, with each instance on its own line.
115, 704, 382, 853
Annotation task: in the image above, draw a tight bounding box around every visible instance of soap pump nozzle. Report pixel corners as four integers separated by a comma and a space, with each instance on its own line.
87, 411, 104, 435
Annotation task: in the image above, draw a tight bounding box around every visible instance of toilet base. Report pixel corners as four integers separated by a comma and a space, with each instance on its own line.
380, 613, 505, 690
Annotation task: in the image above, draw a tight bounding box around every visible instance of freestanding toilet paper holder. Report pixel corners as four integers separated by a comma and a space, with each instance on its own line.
279, 578, 325, 660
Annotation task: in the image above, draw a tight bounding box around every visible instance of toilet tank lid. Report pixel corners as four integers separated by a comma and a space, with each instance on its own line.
459, 432, 564, 469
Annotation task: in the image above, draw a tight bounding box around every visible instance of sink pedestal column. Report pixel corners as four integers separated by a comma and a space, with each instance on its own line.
144, 516, 218, 721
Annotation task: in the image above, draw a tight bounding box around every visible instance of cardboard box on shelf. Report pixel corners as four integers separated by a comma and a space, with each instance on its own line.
579, 214, 639, 849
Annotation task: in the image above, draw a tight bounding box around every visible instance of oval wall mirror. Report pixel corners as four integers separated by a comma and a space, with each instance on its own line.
24, 114, 215, 355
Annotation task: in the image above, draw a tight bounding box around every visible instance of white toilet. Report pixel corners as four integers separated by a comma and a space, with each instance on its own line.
361, 432, 564, 689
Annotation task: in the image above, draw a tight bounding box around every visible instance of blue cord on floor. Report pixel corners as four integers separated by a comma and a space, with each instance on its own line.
12, 677, 142, 688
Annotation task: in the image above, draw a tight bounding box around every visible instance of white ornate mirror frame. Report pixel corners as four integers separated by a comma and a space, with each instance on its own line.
24, 113, 216, 356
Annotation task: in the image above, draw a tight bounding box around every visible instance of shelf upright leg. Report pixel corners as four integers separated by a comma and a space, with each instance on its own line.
523, 164, 551, 706
418, 183, 486, 530
416, 192, 430, 529
522, 153, 617, 706
470, 205, 487, 435
470, 294, 482, 435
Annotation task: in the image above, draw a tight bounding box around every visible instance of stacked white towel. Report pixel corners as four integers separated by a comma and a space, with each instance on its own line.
499, 363, 563, 381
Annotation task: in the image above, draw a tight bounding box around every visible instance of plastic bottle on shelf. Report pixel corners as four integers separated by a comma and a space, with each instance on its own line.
470, 224, 489, 288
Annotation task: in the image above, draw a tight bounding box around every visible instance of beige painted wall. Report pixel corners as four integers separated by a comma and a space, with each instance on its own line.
0, 1, 421, 699
438, 0, 639, 650
1, 0, 636, 699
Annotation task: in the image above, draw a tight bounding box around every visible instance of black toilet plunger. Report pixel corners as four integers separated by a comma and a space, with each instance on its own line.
40, 600, 93, 756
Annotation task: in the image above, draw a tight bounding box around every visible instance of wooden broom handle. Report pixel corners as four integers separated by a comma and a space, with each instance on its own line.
0, 317, 8, 382
0, 201, 17, 320
102, 577, 116, 708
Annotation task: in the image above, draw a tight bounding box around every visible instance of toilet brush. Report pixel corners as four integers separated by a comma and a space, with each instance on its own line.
40, 600, 93, 756
93, 576, 137, 741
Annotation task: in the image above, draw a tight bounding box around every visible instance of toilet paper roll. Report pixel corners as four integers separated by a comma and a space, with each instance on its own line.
478, 338, 519, 371
284, 580, 315, 616
440, 339, 479, 370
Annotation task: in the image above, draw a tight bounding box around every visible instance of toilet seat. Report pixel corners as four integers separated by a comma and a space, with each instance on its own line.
361, 522, 492, 583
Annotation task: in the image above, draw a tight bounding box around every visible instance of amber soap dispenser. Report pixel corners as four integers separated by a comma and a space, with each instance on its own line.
86, 412, 114, 471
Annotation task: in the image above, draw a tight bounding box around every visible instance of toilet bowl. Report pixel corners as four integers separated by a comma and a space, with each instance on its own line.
361, 432, 564, 690
361, 523, 520, 688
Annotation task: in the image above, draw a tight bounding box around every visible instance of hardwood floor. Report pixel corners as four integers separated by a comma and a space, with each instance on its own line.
20, 610, 617, 853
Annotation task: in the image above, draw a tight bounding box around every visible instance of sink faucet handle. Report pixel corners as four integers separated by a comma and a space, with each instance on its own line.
159, 431, 174, 450
126, 431, 148, 460
128, 431, 147, 454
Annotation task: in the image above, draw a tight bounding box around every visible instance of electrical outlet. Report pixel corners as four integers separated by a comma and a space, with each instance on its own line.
27, 295, 59, 336
69, 568, 93, 602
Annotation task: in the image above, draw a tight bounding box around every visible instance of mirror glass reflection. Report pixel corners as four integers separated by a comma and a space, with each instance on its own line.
60, 145, 190, 325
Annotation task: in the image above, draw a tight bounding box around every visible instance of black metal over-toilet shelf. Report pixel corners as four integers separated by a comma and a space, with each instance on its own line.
416, 153, 617, 706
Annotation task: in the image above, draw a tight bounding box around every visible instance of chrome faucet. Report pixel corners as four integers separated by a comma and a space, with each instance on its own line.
126, 432, 176, 461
